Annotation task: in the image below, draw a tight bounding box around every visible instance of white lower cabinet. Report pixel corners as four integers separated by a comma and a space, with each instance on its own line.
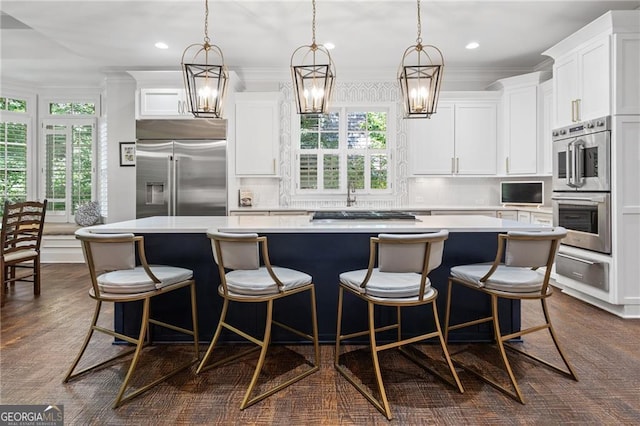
531, 212, 553, 225
497, 210, 518, 220
517, 211, 531, 223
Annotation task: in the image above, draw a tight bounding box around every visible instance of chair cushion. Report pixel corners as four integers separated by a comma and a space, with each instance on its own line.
339, 268, 432, 299
224, 266, 311, 296
4, 249, 38, 263
450, 263, 543, 293
97, 265, 193, 294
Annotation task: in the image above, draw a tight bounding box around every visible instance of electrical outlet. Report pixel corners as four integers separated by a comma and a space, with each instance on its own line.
415, 196, 424, 203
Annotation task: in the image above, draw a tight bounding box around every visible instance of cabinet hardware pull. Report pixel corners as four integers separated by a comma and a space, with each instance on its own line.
571, 100, 576, 122
456, 157, 460, 174
451, 157, 455, 174
576, 98, 581, 122
506, 157, 509, 174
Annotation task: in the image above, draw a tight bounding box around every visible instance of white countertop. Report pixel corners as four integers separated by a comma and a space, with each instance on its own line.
230, 205, 553, 214
85, 215, 550, 234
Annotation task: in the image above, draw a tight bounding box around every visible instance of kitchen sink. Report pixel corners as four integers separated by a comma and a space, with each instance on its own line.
311, 211, 417, 221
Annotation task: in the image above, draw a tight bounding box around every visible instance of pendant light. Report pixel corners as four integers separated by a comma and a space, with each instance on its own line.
181, 0, 228, 118
398, 0, 444, 119
290, 0, 336, 115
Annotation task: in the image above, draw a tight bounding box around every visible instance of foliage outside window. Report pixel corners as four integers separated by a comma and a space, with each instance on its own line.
0, 97, 27, 113
42, 120, 95, 222
0, 121, 28, 212
49, 102, 96, 115
297, 108, 390, 193
0, 95, 29, 215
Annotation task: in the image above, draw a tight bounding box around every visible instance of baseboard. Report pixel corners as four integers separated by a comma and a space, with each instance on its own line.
41, 235, 84, 263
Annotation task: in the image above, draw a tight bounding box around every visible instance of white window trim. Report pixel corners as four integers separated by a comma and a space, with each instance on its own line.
290, 102, 396, 202
0, 90, 37, 201
39, 118, 97, 223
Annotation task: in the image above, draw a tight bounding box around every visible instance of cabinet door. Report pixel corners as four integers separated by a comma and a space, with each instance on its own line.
235, 93, 280, 176
517, 211, 531, 223
553, 53, 578, 127
579, 36, 610, 121
613, 34, 640, 115
531, 212, 553, 225
497, 210, 518, 220
455, 103, 497, 175
408, 103, 455, 175
139, 88, 189, 117
539, 80, 554, 175
505, 85, 537, 174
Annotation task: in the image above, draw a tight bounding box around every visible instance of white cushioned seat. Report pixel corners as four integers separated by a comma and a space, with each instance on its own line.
97, 265, 193, 294
4, 248, 38, 263
340, 268, 433, 299
450, 263, 543, 293
224, 266, 311, 296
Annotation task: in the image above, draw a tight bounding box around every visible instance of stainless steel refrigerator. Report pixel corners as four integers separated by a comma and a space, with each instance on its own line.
135, 119, 227, 218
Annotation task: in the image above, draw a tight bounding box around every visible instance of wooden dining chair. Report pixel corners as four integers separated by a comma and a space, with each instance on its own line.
1, 199, 47, 307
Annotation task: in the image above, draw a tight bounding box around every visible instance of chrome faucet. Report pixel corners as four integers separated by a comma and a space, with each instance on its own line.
346, 180, 356, 207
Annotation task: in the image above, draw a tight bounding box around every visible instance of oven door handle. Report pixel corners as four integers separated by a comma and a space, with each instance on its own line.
552, 196, 605, 206
557, 253, 596, 266
566, 141, 574, 187
574, 140, 585, 188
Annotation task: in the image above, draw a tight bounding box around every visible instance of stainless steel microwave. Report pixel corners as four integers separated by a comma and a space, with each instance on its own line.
552, 116, 610, 192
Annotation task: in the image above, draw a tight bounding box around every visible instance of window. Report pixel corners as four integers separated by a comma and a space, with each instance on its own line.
41, 119, 96, 222
296, 107, 391, 194
49, 101, 96, 116
0, 95, 30, 214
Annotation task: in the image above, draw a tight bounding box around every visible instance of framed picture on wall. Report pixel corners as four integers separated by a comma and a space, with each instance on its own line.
119, 142, 136, 167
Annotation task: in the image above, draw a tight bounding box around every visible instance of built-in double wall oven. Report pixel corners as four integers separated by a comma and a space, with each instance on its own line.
552, 116, 611, 255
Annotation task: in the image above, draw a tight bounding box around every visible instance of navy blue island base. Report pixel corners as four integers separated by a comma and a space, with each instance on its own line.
115, 230, 518, 344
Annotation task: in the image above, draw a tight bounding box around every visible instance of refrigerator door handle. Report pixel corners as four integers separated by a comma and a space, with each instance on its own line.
167, 155, 174, 216
174, 157, 179, 216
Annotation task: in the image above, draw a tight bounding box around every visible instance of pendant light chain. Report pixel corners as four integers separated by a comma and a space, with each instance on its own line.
416, 0, 422, 45
311, 0, 317, 48
203, 0, 210, 46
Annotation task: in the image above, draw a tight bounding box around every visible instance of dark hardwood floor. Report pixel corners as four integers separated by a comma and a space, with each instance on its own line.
1, 263, 639, 425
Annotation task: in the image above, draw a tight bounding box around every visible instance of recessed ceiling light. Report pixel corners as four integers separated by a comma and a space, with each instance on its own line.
155, 42, 169, 49
323, 42, 335, 50
465, 41, 480, 50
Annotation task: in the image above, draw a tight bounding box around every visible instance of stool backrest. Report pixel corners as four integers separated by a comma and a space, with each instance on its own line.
208, 231, 260, 270
504, 227, 567, 269
75, 229, 136, 271
377, 230, 448, 274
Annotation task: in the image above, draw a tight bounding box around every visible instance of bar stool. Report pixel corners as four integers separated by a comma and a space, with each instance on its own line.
335, 231, 463, 420
197, 231, 319, 410
444, 226, 578, 404
64, 229, 200, 408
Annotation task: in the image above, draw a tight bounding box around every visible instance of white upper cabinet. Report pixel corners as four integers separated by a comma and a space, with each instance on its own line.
234, 92, 281, 176
543, 11, 640, 128
539, 79, 554, 175
138, 88, 190, 118
409, 93, 498, 175
492, 72, 546, 175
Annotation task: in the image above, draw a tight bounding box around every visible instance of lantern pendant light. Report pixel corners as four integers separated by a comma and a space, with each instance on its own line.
181, 0, 228, 118
290, 0, 336, 115
398, 0, 444, 119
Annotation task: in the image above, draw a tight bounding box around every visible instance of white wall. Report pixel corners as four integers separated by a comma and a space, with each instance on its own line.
407, 176, 552, 207
103, 72, 136, 223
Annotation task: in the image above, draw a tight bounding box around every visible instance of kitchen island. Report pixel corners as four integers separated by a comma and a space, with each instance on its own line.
85, 215, 549, 343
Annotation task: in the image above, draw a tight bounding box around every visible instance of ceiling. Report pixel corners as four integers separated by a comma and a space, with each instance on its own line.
1, 0, 639, 88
